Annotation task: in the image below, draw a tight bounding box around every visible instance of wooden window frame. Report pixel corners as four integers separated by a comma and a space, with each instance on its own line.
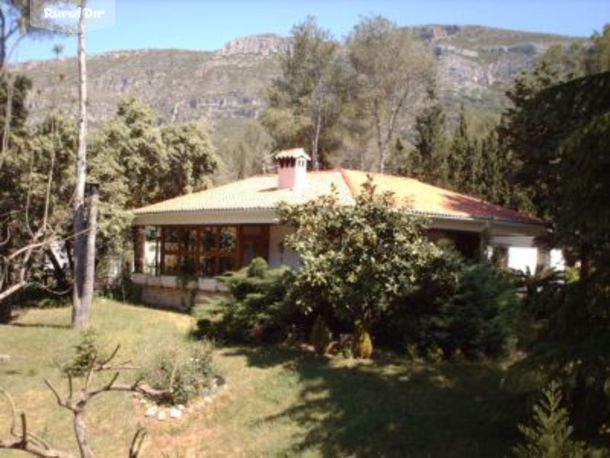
158, 225, 243, 277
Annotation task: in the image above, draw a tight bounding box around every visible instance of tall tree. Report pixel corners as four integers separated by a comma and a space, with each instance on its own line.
160, 122, 217, 198
92, 98, 167, 209
446, 105, 470, 191
407, 86, 448, 185
477, 129, 511, 206
262, 17, 342, 169
346, 16, 434, 174
72, 0, 95, 329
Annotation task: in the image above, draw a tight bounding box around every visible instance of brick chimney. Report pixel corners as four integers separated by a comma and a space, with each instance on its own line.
275, 148, 310, 192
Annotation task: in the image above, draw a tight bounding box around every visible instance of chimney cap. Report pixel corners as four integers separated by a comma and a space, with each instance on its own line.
274, 148, 311, 161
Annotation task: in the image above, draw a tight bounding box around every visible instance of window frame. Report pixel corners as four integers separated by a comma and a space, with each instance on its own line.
158, 225, 242, 277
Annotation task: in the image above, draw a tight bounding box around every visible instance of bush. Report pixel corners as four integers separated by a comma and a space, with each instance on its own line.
195, 258, 306, 343
139, 342, 215, 405
377, 250, 519, 360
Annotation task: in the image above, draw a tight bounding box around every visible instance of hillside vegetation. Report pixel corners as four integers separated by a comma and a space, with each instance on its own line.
14, 25, 583, 128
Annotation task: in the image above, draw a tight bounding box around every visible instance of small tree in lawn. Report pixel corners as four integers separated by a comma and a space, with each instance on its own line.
514, 381, 588, 458
279, 176, 438, 357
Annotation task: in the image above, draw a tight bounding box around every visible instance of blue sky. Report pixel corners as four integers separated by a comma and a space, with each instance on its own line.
11, 0, 610, 63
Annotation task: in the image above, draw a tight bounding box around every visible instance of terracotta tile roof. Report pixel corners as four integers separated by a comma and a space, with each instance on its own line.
341, 170, 542, 225
133, 168, 542, 225
133, 170, 354, 214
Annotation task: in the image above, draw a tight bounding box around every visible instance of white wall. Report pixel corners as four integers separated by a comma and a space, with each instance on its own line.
507, 247, 565, 273
269, 225, 300, 270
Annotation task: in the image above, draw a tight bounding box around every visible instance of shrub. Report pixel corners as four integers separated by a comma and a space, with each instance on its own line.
195, 258, 306, 343
139, 342, 215, 405
279, 176, 439, 356
377, 250, 519, 360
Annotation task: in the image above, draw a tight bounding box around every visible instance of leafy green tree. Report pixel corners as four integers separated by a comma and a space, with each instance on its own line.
91, 98, 167, 209
262, 17, 343, 169
501, 71, 610, 276
90, 99, 218, 257
346, 16, 434, 174
160, 122, 218, 198
0, 111, 77, 294
514, 381, 587, 458
279, 177, 439, 354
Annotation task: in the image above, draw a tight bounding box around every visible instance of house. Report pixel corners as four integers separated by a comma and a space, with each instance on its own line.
131, 148, 547, 309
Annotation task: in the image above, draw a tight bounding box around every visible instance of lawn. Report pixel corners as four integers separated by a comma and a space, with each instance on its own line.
0, 299, 526, 457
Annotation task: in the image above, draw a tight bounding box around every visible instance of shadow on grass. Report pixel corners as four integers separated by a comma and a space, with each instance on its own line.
7, 322, 71, 329
226, 346, 526, 458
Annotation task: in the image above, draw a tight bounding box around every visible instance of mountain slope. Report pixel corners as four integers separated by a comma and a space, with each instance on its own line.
14, 26, 583, 127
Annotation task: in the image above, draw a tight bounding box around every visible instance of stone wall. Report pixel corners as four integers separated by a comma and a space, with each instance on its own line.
132, 273, 229, 310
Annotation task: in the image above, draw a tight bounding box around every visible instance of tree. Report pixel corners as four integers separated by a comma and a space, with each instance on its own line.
92, 98, 167, 209
585, 24, 610, 75
279, 176, 439, 355
262, 17, 343, 169
72, 0, 96, 329
160, 122, 217, 198
0, 0, 55, 68
477, 128, 511, 206
514, 381, 587, 458
406, 86, 448, 185
0, 343, 171, 458
346, 16, 434, 174
52, 43, 64, 60
446, 105, 471, 191
501, 69, 610, 276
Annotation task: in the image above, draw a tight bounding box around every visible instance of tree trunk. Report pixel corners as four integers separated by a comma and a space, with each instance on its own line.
82, 183, 98, 310
72, 0, 90, 329
311, 100, 322, 171
74, 409, 93, 458
378, 141, 388, 175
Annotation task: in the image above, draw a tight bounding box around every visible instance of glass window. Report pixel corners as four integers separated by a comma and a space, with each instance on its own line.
219, 227, 237, 253
200, 227, 216, 253
160, 225, 242, 277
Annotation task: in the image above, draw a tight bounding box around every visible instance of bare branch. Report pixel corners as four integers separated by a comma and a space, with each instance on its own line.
0, 386, 18, 436
96, 344, 120, 370
128, 427, 148, 458
43, 379, 67, 409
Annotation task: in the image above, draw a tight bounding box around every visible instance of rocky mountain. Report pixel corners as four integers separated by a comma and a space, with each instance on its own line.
13, 26, 583, 128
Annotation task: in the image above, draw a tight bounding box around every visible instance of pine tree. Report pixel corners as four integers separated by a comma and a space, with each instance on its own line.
477, 129, 511, 205
447, 105, 470, 191
513, 381, 587, 458
410, 87, 448, 185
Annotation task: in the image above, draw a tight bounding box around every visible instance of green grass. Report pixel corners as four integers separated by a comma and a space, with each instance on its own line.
0, 299, 527, 457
